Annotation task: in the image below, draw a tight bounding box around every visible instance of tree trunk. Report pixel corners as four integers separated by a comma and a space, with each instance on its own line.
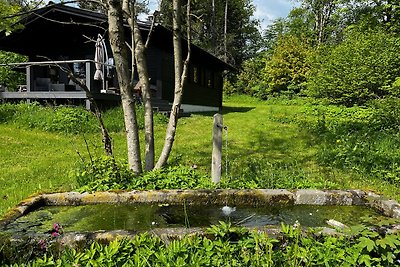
211, 0, 216, 53
107, 0, 142, 174
224, 0, 228, 62
124, 1, 155, 171
133, 19, 155, 171
155, 0, 191, 169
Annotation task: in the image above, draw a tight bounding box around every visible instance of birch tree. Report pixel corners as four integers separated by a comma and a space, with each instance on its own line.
101, 0, 191, 172
105, 0, 142, 174
122, 0, 155, 171
4, 0, 192, 173
155, 0, 191, 168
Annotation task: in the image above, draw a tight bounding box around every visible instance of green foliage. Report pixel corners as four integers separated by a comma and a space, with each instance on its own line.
0, 0, 26, 91
226, 157, 339, 189
4, 223, 400, 266
0, 103, 167, 134
0, 51, 27, 91
307, 29, 400, 106
264, 35, 312, 97
74, 156, 132, 190
160, 0, 261, 66
298, 101, 400, 185
0, 0, 22, 33
230, 53, 268, 98
74, 157, 214, 192
73, 154, 339, 193
103, 104, 168, 133
0, 102, 99, 134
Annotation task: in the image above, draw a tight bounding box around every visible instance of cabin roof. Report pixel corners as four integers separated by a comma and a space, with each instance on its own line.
0, 3, 233, 71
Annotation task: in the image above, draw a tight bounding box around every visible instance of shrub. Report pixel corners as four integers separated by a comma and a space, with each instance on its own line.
0, 102, 21, 123
0, 51, 27, 91
233, 53, 269, 98
73, 156, 214, 192
74, 156, 133, 190
264, 35, 312, 96
307, 29, 400, 106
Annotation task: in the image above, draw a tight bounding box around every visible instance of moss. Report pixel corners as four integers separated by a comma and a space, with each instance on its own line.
80, 192, 119, 204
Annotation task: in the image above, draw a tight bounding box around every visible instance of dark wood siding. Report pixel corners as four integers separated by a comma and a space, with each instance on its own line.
161, 52, 222, 108
161, 51, 174, 102
182, 63, 222, 107
146, 46, 162, 85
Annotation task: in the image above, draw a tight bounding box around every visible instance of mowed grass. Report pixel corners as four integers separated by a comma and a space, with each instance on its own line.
1, 95, 400, 216
0, 126, 102, 214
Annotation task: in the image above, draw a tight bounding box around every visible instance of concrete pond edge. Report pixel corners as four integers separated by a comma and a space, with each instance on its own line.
1, 189, 400, 248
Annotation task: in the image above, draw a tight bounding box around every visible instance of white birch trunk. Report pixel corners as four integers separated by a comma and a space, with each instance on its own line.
107, 0, 142, 174
133, 19, 155, 171
155, 0, 191, 169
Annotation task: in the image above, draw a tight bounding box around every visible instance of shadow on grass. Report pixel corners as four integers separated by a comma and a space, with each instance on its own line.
222, 106, 255, 114
175, 126, 313, 173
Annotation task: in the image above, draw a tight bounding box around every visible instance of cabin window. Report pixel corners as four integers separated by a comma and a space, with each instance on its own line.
214, 72, 222, 90
200, 67, 206, 86
206, 70, 214, 88
192, 65, 199, 84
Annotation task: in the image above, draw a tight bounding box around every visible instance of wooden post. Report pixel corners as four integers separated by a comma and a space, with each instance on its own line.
26, 66, 33, 92
85, 61, 92, 110
212, 113, 223, 183
85, 61, 92, 92
26, 66, 34, 104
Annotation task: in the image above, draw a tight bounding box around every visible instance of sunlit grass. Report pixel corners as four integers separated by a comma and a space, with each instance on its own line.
1, 95, 400, 216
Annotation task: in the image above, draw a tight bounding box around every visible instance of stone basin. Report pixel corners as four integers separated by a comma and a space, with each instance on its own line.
1, 189, 400, 248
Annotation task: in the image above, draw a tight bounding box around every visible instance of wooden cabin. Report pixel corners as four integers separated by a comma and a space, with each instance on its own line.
0, 4, 232, 112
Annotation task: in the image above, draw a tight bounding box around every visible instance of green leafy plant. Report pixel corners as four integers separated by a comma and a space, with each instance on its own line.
307, 29, 400, 106
4, 224, 399, 266
73, 157, 214, 192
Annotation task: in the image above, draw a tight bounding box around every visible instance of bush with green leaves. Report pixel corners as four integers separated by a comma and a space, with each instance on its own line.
73, 155, 340, 192
0, 102, 99, 134
307, 29, 400, 106
264, 35, 312, 97
232, 53, 269, 98
0, 51, 27, 91
73, 156, 214, 192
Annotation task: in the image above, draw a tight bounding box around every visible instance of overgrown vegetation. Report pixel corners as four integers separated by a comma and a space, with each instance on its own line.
0, 51, 27, 91
2, 97, 400, 265
231, 1, 400, 105
2, 222, 399, 266
307, 29, 400, 106
73, 157, 213, 192
0, 102, 167, 134
2, 96, 400, 217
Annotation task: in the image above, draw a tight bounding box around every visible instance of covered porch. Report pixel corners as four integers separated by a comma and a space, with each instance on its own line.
1, 59, 121, 109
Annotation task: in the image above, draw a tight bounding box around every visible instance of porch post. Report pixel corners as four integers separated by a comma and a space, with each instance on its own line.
26, 66, 33, 92
85, 61, 92, 92
85, 61, 92, 110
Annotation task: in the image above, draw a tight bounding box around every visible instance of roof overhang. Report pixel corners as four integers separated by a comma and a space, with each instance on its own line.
0, 3, 233, 71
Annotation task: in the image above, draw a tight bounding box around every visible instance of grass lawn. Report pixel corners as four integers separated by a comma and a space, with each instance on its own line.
1, 95, 399, 216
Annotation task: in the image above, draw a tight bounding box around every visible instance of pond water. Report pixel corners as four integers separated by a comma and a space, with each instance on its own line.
3, 203, 395, 234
